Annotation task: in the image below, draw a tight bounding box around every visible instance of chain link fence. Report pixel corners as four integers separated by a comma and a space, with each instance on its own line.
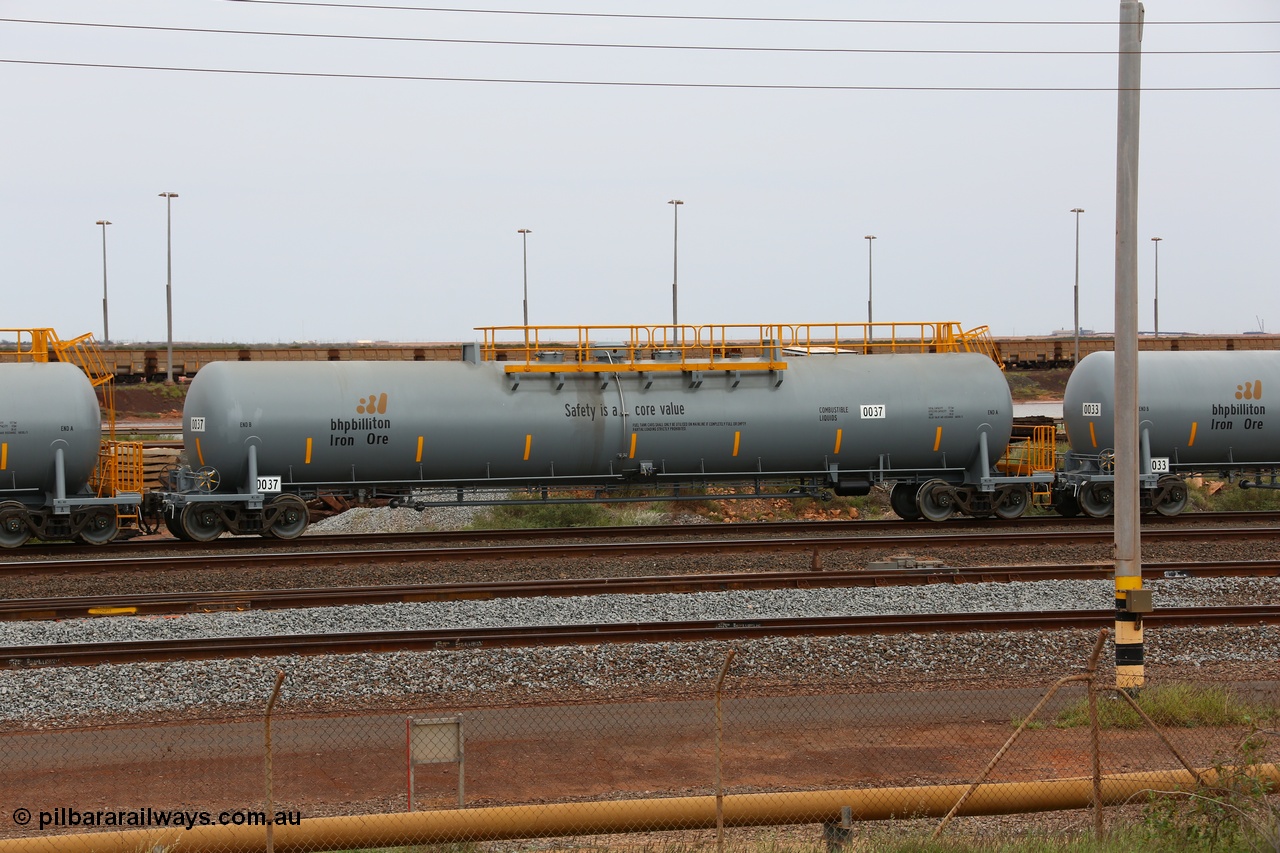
1, 632, 1277, 852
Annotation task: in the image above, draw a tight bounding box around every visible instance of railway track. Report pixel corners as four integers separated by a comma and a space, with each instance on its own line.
3, 523, 1279, 576
3, 560, 1277, 622
8, 510, 1280, 561
2, 604, 1274, 669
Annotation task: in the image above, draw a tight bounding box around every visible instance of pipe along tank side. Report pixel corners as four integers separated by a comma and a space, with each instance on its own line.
1058, 350, 1280, 518
153, 352, 1037, 540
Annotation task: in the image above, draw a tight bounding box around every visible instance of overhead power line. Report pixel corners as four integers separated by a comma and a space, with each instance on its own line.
4, 57, 1277, 90
4, 18, 1277, 55
217, 0, 1280, 27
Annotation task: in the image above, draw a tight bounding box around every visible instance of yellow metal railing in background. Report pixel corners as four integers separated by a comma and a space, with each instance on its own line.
478, 322, 1005, 373
0, 328, 57, 362
1, 328, 143, 511
956, 325, 1004, 368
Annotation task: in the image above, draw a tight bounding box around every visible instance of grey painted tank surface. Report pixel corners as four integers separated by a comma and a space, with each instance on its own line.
0, 362, 102, 500
182, 354, 1013, 492
1064, 351, 1280, 466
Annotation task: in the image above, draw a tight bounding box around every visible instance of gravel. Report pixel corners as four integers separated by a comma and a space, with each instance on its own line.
0, 575, 1277, 727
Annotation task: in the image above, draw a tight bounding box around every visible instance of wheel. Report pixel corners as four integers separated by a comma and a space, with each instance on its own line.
1153, 475, 1189, 517
1052, 490, 1081, 518
0, 501, 31, 548
265, 494, 309, 540
1078, 482, 1115, 518
75, 508, 119, 545
890, 482, 923, 521
180, 503, 226, 542
164, 510, 192, 541
193, 466, 221, 493
1097, 449, 1116, 474
916, 479, 956, 522
993, 485, 1031, 520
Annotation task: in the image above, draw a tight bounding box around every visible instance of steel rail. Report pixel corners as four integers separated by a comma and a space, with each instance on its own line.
10, 510, 1280, 560
3, 524, 1280, 576
3, 559, 1278, 623
1, 605, 1274, 669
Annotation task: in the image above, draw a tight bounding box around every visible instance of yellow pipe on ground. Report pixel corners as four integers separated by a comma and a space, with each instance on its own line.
1, 765, 1274, 853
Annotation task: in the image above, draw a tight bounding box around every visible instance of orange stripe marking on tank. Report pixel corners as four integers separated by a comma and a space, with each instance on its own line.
833, 429, 843, 454
732, 431, 741, 457
415, 435, 424, 463
304, 437, 312, 465
1188, 421, 1198, 447
629, 432, 637, 459
0, 442, 6, 471
1089, 421, 1098, 449
933, 426, 943, 452
195, 438, 205, 466
523, 434, 532, 461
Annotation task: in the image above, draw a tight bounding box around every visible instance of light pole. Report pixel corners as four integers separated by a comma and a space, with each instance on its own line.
517, 229, 532, 327
1071, 208, 1084, 364
95, 220, 112, 343
1151, 236, 1162, 338
159, 192, 178, 384
668, 199, 682, 343
864, 235, 876, 327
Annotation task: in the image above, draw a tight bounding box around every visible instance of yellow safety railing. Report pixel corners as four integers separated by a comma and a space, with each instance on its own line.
478, 322, 1005, 373
955, 325, 1004, 367
997, 423, 1059, 505
90, 440, 145, 503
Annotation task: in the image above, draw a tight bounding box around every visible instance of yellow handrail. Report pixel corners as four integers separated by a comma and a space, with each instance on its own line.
477, 322, 1005, 372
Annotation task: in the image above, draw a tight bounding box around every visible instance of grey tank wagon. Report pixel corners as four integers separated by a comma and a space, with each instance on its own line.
148, 347, 1052, 541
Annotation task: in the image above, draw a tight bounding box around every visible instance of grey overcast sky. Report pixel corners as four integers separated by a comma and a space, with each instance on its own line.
3, 1, 1277, 344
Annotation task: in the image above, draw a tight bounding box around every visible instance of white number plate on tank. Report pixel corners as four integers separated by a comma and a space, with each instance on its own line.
257, 476, 282, 492
189, 416, 206, 432
860, 404, 886, 419
1150, 458, 1170, 474
1082, 403, 1102, 417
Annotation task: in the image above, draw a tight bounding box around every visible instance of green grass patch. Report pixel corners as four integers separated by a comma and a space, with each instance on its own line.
1052, 683, 1275, 730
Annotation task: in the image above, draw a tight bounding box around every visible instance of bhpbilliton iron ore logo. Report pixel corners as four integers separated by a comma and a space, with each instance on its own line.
357, 393, 388, 414
1236, 380, 1262, 401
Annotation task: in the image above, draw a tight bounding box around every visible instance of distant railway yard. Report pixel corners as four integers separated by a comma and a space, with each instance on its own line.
39, 331, 1280, 381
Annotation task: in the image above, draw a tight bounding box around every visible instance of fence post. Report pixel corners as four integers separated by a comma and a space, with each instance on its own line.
1086, 634, 1105, 840
264, 669, 286, 853
714, 647, 737, 853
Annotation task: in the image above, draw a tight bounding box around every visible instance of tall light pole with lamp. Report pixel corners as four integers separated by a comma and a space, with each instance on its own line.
1071, 208, 1085, 364
1151, 237, 1162, 338
95, 220, 112, 343
159, 192, 178, 384
517, 229, 532, 327
864, 235, 876, 331
668, 199, 683, 343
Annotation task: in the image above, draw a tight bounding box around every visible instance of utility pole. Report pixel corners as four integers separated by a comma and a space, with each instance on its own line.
159, 192, 179, 384
96, 220, 112, 343
1113, 0, 1145, 691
